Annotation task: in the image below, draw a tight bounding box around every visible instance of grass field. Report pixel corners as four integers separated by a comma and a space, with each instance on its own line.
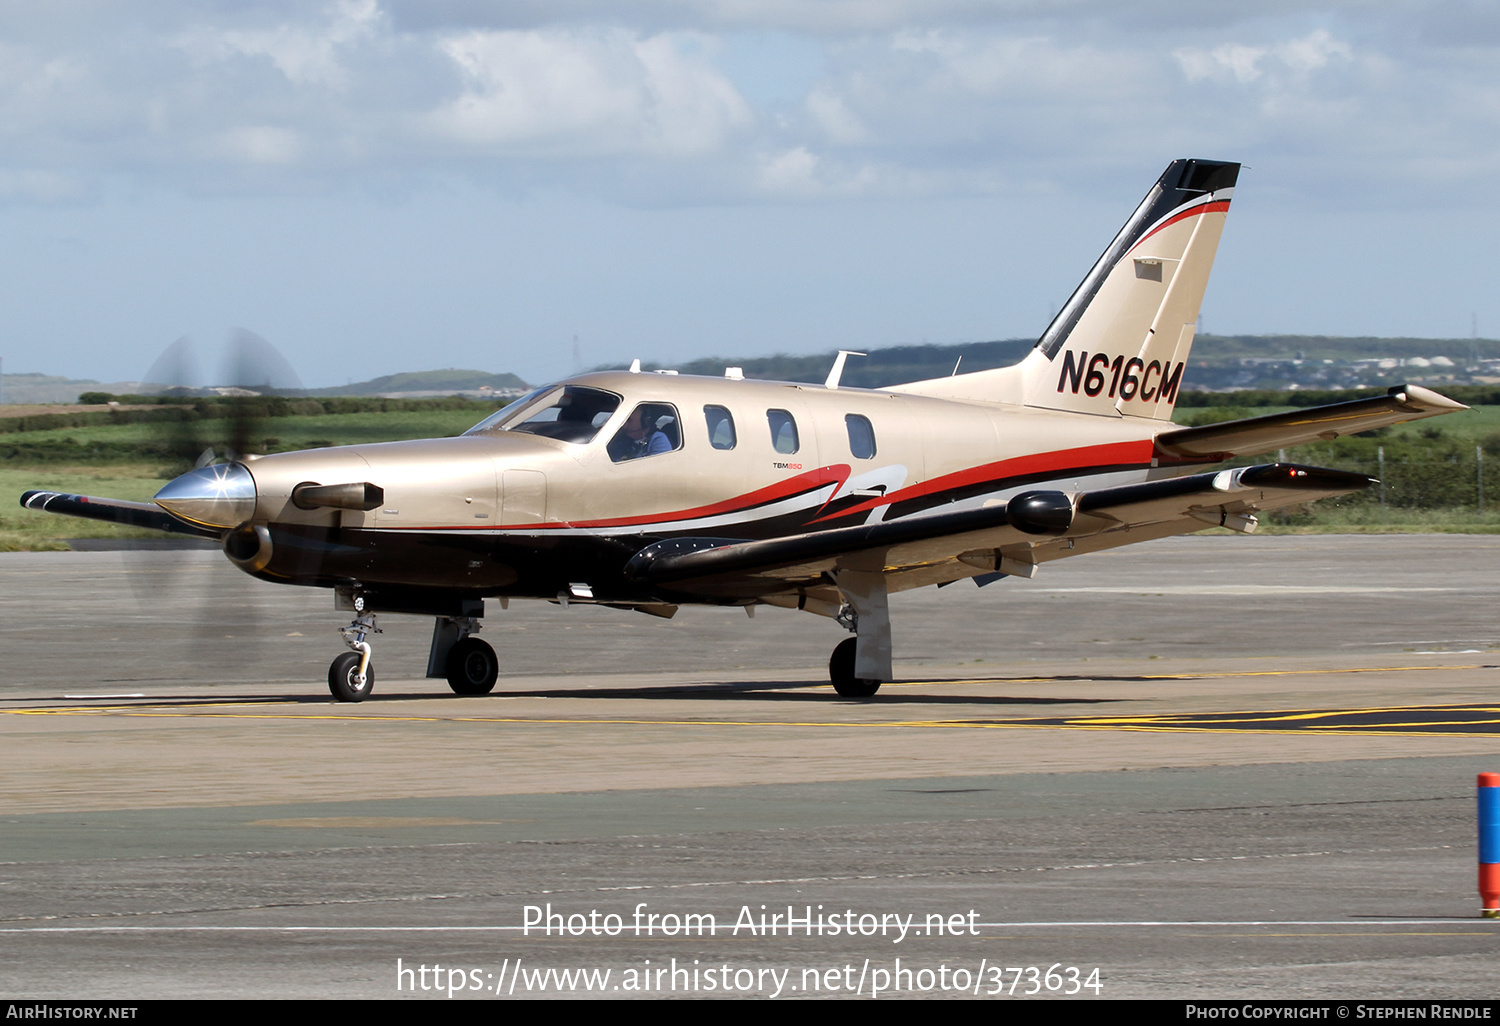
1180, 401, 1498, 443
1, 465, 170, 550
0, 408, 490, 550
1, 408, 488, 452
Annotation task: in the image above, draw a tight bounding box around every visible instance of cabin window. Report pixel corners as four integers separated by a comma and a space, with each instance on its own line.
767, 409, 799, 454
845, 414, 876, 459
704, 405, 736, 450
463, 385, 550, 435
466, 385, 619, 444
608, 402, 682, 463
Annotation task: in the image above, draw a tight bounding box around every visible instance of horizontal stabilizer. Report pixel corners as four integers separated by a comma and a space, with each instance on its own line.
1157, 385, 1468, 460
20, 490, 223, 539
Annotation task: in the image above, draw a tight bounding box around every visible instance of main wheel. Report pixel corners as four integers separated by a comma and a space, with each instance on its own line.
829, 637, 880, 698
328, 652, 373, 702
446, 637, 499, 695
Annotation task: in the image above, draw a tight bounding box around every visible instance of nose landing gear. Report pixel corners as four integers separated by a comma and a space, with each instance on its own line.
329, 608, 381, 702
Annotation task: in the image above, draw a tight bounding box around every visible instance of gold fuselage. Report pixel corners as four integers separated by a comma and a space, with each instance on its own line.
233, 370, 1176, 605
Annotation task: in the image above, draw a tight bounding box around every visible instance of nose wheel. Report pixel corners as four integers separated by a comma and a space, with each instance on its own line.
329, 608, 380, 702
329, 651, 374, 702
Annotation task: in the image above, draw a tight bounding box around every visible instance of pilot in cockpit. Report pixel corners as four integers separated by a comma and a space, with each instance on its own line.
609, 403, 677, 462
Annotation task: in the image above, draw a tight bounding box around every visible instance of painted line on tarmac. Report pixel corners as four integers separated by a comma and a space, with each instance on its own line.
4, 702, 1499, 737
1, 663, 1487, 715
988, 703, 1500, 737
889, 664, 1492, 687
1029, 585, 1463, 595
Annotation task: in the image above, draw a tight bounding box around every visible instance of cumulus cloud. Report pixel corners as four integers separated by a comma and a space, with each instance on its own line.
0, 2, 1493, 205
176, 0, 382, 89
431, 28, 750, 157
1175, 29, 1353, 85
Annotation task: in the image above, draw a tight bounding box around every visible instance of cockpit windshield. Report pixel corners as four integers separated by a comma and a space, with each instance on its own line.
464, 385, 621, 445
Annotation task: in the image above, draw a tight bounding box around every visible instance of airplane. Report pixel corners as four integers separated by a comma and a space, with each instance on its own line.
21, 158, 1467, 701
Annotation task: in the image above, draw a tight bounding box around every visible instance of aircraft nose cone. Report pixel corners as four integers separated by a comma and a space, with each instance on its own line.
153, 462, 258, 529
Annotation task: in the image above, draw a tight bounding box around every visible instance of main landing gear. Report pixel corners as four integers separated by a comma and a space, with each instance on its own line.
829, 636, 880, 698
445, 636, 499, 695
827, 563, 892, 698
427, 615, 498, 696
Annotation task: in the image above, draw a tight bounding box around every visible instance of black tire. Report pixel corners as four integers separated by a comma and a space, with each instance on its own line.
328, 652, 373, 702
446, 637, 499, 696
829, 637, 880, 698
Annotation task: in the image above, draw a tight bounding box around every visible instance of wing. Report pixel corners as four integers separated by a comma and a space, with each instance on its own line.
1155, 384, 1466, 461
624, 463, 1372, 602
20, 490, 222, 540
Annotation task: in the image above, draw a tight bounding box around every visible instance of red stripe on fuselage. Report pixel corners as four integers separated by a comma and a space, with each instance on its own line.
560, 464, 850, 530
812, 439, 1156, 523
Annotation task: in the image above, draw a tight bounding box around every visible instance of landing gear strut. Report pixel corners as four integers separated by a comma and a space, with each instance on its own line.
329, 608, 380, 702
827, 561, 891, 698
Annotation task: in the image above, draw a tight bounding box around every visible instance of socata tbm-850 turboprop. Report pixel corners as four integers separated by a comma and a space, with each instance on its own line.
23, 159, 1466, 701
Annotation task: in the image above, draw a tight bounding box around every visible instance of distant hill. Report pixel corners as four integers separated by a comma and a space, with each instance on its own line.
1179, 334, 1500, 391
308, 369, 529, 397
1, 367, 532, 404
11, 335, 1500, 405
614, 334, 1500, 392
619, 340, 1035, 390
0, 373, 148, 405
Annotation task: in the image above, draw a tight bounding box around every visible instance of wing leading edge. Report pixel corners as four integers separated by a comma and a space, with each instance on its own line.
20, 490, 223, 540
625, 463, 1373, 599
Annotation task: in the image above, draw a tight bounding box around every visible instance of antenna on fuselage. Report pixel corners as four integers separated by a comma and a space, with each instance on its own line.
824, 350, 866, 390
629, 359, 641, 373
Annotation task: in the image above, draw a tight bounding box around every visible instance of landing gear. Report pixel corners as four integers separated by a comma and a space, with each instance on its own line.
829, 637, 880, 697
425, 614, 497, 696
826, 562, 891, 699
328, 651, 374, 702
330, 607, 380, 702
446, 637, 499, 695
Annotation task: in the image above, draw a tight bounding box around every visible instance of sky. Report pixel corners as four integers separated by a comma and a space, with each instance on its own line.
0, 0, 1496, 389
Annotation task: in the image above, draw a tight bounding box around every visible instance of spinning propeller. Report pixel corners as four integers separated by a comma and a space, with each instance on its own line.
140, 330, 302, 473
126, 331, 306, 674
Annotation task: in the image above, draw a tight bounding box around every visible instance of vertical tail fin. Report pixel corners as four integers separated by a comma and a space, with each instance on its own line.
893, 159, 1239, 418
1025, 158, 1238, 419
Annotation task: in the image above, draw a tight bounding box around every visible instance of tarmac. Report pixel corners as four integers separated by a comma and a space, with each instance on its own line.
1, 534, 1497, 999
